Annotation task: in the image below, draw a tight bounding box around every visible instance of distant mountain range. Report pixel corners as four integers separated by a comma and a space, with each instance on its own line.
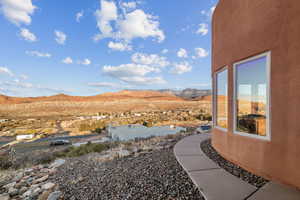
0, 89, 212, 104
158, 89, 212, 99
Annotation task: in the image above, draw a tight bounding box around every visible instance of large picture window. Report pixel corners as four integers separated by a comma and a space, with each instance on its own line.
234, 52, 270, 140
215, 68, 228, 129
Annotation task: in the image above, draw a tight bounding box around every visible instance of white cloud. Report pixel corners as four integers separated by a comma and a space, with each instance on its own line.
103, 63, 159, 78
177, 48, 188, 58
170, 62, 192, 75
26, 50, 51, 58
122, 2, 137, 9
19, 28, 37, 42
0, 0, 36, 26
0, 66, 14, 76
196, 23, 208, 36
88, 82, 129, 89
193, 48, 209, 59
201, 6, 216, 19
54, 30, 66, 45
108, 41, 132, 51
120, 76, 166, 85
62, 57, 73, 64
76, 10, 84, 22
94, 1, 165, 44
78, 58, 91, 66
161, 49, 168, 54
94, 0, 118, 40
117, 9, 165, 43
211, 6, 216, 14
102, 62, 166, 85
131, 53, 169, 68
20, 74, 28, 80
190, 83, 211, 88
2, 80, 69, 95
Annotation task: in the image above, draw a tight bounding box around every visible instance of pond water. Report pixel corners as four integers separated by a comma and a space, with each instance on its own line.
108, 124, 186, 141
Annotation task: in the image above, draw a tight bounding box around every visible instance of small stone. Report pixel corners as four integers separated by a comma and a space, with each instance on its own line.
25, 169, 33, 175
31, 187, 42, 197
19, 187, 28, 194
50, 159, 65, 168
22, 189, 32, 197
30, 184, 40, 189
118, 149, 131, 157
48, 169, 57, 175
47, 191, 61, 200
33, 175, 49, 184
8, 188, 18, 197
0, 193, 10, 200
12, 173, 23, 183
26, 177, 34, 184
15, 181, 27, 189
41, 183, 55, 190
38, 190, 51, 200
3, 182, 16, 190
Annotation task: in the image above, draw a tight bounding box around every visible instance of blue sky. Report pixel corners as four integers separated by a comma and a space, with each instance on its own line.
0, 0, 218, 97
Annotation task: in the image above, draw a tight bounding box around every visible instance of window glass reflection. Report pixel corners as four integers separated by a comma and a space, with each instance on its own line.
216, 69, 228, 129
236, 56, 267, 136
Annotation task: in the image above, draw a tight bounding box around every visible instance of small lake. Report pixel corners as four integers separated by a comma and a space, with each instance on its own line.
108, 124, 186, 141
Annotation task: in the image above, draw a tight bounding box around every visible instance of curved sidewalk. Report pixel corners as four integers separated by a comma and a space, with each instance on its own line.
174, 133, 300, 200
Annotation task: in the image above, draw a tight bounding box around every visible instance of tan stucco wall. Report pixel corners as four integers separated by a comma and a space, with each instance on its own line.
212, 0, 300, 189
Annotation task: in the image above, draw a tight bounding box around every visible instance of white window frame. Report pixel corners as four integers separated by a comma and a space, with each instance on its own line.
213, 66, 228, 132
233, 51, 271, 141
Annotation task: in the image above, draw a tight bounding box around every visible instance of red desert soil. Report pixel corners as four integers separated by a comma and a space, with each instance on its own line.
0, 90, 211, 118
0, 90, 183, 104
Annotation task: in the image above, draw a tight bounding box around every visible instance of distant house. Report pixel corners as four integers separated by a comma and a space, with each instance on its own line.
0, 119, 8, 123
16, 134, 35, 141
212, 0, 300, 189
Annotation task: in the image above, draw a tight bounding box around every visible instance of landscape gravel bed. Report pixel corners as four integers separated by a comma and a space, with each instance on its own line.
200, 139, 269, 188
51, 147, 204, 200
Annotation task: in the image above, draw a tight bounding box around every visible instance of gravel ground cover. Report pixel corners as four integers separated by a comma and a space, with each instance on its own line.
200, 139, 269, 188
51, 147, 204, 200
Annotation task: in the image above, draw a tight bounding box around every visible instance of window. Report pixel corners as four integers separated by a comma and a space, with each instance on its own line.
234, 52, 270, 140
215, 67, 228, 129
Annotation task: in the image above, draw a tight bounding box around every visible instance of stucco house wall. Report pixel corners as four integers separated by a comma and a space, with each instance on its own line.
212, 0, 300, 189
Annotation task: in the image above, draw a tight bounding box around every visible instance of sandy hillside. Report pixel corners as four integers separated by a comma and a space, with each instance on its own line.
0, 90, 211, 118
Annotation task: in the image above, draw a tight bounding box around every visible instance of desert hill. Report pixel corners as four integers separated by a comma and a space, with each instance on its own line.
0, 90, 183, 104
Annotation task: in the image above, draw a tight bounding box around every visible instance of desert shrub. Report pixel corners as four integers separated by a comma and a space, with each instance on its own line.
33, 153, 56, 165
56, 143, 109, 157
142, 121, 154, 127
79, 121, 106, 132
0, 155, 12, 170
196, 113, 212, 121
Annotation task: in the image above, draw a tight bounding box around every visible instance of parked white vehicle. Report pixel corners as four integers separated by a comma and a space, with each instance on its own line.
16, 134, 35, 141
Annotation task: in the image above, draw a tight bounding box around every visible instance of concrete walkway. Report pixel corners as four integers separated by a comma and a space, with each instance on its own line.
174, 133, 300, 200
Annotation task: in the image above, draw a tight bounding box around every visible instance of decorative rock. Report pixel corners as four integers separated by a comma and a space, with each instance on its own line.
8, 188, 18, 197
33, 175, 49, 184
42, 183, 55, 190
118, 149, 131, 157
0, 194, 10, 200
24, 169, 33, 175
38, 190, 51, 200
3, 182, 16, 190
47, 191, 61, 200
50, 159, 65, 168
30, 184, 40, 190
19, 187, 28, 194
15, 181, 27, 189
22, 189, 33, 197
48, 169, 57, 175
31, 187, 42, 197
12, 173, 23, 183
